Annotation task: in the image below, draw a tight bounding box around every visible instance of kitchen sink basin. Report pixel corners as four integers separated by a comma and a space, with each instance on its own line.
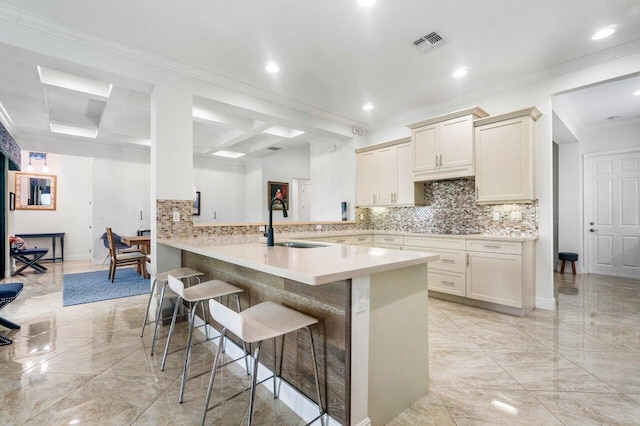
275, 241, 328, 249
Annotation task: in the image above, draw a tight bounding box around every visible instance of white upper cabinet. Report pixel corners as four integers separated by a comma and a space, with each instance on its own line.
474, 107, 541, 204
409, 106, 488, 181
356, 139, 425, 207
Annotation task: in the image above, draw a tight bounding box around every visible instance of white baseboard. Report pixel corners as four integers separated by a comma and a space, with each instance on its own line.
193, 315, 340, 425
65, 254, 91, 261
535, 296, 556, 311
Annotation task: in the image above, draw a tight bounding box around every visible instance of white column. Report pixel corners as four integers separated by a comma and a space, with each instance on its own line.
150, 74, 193, 271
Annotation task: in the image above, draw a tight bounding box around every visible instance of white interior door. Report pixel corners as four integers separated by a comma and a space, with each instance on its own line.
585, 150, 640, 278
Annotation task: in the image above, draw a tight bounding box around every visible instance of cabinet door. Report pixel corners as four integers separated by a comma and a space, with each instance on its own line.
377, 146, 397, 204
412, 124, 439, 172
467, 252, 523, 308
395, 142, 415, 204
441, 115, 473, 169
475, 116, 535, 203
357, 150, 378, 206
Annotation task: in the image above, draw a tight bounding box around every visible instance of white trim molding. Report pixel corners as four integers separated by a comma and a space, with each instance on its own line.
536, 296, 556, 311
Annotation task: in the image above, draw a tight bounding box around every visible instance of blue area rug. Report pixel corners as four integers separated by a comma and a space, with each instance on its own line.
63, 268, 150, 307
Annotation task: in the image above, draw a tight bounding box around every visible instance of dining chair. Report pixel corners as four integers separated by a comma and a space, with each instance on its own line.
105, 227, 146, 283
100, 231, 137, 266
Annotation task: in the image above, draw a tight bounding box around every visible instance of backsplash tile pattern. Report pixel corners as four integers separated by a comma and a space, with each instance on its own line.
356, 179, 538, 236
158, 179, 537, 239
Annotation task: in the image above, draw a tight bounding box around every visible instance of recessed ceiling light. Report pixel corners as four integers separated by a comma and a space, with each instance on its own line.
357, 0, 376, 7
592, 26, 616, 40
265, 62, 280, 73
38, 66, 112, 97
263, 125, 305, 138
452, 67, 468, 78
634, 89, 640, 96
362, 102, 374, 111
212, 150, 246, 159
50, 122, 98, 138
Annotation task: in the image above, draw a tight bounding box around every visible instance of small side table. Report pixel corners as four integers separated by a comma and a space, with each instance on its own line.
559, 252, 578, 274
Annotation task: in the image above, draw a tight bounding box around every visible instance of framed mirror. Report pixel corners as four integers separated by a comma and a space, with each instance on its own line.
15, 173, 57, 210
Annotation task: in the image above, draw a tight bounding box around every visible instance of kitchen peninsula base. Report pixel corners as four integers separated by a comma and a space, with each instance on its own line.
173, 245, 433, 426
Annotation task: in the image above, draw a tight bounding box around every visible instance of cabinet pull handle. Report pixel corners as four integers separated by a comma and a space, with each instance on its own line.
384, 238, 394, 241
435, 155, 438, 168
483, 245, 502, 249
373, 194, 376, 204
467, 253, 470, 267
336, 239, 346, 243
441, 259, 455, 263
439, 154, 443, 167
358, 238, 366, 241
441, 281, 455, 286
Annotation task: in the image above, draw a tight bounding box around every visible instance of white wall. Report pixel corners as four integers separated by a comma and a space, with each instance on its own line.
310, 139, 356, 221
193, 156, 246, 223
13, 152, 92, 261
557, 142, 581, 270
244, 159, 263, 223
251, 147, 311, 223
91, 153, 150, 263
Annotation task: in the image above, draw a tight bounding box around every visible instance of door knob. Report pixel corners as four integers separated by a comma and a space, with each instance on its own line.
589, 228, 598, 232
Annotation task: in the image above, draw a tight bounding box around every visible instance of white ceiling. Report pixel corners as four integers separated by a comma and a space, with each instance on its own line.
0, 0, 640, 157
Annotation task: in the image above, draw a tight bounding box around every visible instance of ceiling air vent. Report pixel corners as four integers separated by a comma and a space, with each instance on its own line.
267, 146, 282, 151
412, 31, 444, 53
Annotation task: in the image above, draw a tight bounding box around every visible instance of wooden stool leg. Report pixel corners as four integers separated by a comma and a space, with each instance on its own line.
560, 260, 566, 273
572, 261, 576, 275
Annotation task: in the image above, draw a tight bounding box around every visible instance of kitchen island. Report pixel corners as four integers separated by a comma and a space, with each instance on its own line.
159, 236, 438, 426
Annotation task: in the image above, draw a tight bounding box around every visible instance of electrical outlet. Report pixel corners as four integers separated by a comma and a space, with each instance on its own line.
316, 224, 322, 230
355, 287, 369, 314
172, 211, 180, 222
510, 211, 522, 221
492, 211, 500, 221
359, 213, 364, 220
258, 225, 265, 232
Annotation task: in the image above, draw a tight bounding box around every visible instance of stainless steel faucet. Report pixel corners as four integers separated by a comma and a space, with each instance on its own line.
265, 197, 288, 246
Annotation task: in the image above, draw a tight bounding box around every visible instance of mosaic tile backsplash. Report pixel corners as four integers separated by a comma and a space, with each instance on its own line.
356, 179, 538, 236
158, 179, 537, 239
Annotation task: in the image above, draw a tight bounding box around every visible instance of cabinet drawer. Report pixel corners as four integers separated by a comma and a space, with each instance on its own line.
428, 271, 465, 297
404, 236, 465, 250
328, 236, 352, 244
351, 235, 373, 245
466, 240, 522, 255
404, 247, 465, 273
373, 235, 404, 246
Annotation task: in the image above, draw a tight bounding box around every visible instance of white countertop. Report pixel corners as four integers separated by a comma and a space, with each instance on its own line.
159, 236, 439, 285
281, 229, 538, 242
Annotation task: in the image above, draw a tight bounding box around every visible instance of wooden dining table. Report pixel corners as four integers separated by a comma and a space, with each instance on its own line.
121, 235, 151, 278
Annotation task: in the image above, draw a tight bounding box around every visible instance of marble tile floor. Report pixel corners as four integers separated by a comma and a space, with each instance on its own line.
1, 262, 639, 425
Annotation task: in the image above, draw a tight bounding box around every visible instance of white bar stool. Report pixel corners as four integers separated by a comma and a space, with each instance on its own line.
140, 262, 204, 356
161, 275, 249, 403
202, 299, 325, 426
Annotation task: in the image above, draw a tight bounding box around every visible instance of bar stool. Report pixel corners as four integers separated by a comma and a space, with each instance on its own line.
161, 275, 249, 403
202, 299, 325, 426
140, 262, 204, 356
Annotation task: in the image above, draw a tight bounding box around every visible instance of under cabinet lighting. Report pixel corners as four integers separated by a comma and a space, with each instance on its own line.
50, 122, 98, 138
212, 150, 245, 159
38, 66, 112, 98
362, 102, 374, 111
592, 26, 616, 40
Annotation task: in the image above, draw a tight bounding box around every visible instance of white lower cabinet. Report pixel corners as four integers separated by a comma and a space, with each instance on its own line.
404, 236, 466, 297
465, 239, 536, 314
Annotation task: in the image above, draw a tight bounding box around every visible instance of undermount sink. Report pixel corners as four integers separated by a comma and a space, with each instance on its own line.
275, 241, 328, 249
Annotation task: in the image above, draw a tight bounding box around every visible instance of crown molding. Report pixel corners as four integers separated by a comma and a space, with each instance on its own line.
371, 38, 640, 131
0, 4, 364, 130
